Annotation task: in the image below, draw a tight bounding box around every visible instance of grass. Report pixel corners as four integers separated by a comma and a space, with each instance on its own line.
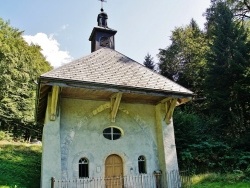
191, 173, 250, 188
0, 141, 42, 188
192, 182, 250, 188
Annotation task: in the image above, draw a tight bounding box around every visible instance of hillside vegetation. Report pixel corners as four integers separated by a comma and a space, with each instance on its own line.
0, 141, 41, 188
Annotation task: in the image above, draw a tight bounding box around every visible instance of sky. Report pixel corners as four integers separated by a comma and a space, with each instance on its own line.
0, 0, 211, 68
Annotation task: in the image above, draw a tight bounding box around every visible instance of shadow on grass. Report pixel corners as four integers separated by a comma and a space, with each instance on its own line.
0, 143, 42, 188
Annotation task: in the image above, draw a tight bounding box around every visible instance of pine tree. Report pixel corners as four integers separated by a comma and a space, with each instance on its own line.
143, 53, 155, 70
205, 1, 250, 141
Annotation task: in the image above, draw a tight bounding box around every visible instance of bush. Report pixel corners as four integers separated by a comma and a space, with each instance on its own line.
245, 166, 250, 178
0, 131, 13, 141
174, 107, 250, 174
0, 131, 5, 140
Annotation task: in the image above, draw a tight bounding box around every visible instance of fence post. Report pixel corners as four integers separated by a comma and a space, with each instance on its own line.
51, 177, 55, 188
154, 170, 162, 188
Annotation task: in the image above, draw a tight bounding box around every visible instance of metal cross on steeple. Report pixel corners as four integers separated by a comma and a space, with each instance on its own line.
99, 0, 107, 9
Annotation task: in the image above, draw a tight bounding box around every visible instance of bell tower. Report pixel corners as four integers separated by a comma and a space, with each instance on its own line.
89, 2, 117, 52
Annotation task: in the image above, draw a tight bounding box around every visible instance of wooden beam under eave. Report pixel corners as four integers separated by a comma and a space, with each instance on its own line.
176, 97, 192, 106
159, 97, 171, 104
50, 86, 60, 121
110, 92, 122, 122
165, 99, 177, 125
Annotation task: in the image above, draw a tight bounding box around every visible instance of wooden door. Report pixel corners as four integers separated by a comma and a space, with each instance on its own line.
105, 154, 123, 188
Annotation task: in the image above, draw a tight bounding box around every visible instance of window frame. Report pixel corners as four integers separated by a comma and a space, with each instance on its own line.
103, 127, 122, 140
138, 155, 147, 174
79, 157, 89, 178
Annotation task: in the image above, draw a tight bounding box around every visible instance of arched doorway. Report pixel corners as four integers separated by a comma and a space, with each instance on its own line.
105, 154, 123, 188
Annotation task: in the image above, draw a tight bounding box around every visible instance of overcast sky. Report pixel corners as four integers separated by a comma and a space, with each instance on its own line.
0, 0, 211, 68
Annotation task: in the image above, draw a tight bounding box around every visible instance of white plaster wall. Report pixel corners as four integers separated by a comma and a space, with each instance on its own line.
155, 104, 180, 188
163, 119, 179, 171
41, 93, 62, 188
60, 98, 160, 179
155, 104, 179, 172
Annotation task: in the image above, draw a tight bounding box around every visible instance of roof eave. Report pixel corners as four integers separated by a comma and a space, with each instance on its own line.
40, 76, 194, 98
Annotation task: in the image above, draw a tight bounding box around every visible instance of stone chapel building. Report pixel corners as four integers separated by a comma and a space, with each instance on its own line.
36, 8, 193, 188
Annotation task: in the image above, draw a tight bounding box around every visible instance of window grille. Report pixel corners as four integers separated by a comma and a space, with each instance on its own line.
138, 156, 147, 174
103, 127, 122, 140
79, 158, 89, 178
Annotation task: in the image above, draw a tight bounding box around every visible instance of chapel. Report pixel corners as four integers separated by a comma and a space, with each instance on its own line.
36, 5, 193, 188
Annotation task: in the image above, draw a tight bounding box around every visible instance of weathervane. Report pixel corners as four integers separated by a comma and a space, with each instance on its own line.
99, 0, 107, 10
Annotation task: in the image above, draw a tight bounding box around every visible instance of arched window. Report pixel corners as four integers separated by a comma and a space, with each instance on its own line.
79, 158, 89, 178
138, 156, 146, 174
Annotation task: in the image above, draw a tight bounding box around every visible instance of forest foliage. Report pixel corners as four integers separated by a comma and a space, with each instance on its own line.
158, 0, 250, 173
0, 18, 51, 140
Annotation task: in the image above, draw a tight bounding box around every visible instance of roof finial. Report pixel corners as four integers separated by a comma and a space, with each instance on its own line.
97, 0, 108, 28
99, 0, 107, 10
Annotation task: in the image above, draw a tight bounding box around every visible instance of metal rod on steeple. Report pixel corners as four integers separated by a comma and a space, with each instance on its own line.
99, 0, 107, 9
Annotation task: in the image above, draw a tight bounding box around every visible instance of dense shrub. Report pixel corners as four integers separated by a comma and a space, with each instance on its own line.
174, 108, 250, 176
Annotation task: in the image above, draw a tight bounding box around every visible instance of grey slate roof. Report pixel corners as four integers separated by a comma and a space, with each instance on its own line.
41, 48, 193, 96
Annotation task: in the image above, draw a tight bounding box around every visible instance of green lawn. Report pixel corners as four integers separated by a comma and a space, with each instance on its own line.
191, 173, 250, 188
192, 182, 250, 188
0, 141, 42, 188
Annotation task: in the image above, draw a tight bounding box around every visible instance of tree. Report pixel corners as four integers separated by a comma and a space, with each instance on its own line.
205, 1, 250, 142
210, 0, 250, 20
156, 1, 250, 173
226, 0, 250, 20
143, 53, 155, 70
158, 19, 208, 97
0, 18, 52, 139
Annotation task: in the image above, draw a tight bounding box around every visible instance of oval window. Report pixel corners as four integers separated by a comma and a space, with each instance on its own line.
103, 127, 122, 140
